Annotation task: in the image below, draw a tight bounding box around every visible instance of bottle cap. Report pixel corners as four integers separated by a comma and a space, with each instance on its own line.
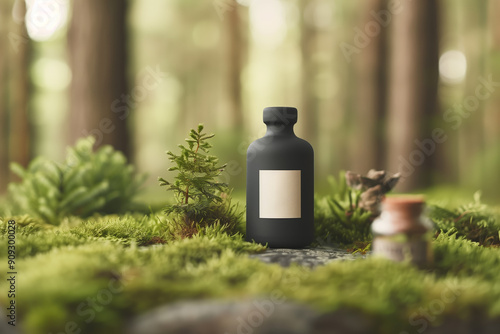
263, 106, 297, 125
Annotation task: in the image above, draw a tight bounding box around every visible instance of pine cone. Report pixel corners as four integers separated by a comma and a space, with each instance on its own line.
346, 169, 400, 215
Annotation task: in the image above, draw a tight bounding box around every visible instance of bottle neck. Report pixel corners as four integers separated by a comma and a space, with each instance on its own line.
265, 123, 296, 136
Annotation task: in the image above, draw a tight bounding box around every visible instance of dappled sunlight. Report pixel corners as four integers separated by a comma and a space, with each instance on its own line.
31, 57, 71, 91
304, 0, 333, 30
25, 0, 68, 41
249, 0, 287, 48
439, 50, 467, 84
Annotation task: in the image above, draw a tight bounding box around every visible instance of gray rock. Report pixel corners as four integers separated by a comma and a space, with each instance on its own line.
482, 318, 500, 334
127, 299, 500, 334
0, 308, 19, 334
127, 299, 319, 334
249, 247, 360, 269
397, 316, 500, 334
312, 309, 374, 334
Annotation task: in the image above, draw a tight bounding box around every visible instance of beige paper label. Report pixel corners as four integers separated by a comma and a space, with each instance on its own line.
259, 170, 301, 219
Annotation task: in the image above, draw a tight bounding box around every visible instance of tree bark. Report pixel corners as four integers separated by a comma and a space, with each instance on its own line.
299, 0, 319, 150
455, 2, 488, 188
481, 0, 500, 194
8, 0, 31, 172
0, 0, 10, 193
484, 0, 500, 146
351, 0, 387, 174
386, 0, 439, 191
225, 6, 244, 130
68, 0, 130, 157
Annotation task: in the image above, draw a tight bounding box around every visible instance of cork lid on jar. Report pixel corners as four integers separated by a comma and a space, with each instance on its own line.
372, 196, 432, 235
383, 196, 425, 215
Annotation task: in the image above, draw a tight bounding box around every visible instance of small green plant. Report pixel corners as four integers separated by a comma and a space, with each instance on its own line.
159, 124, 242, 237
314, 171, 374, 247
8, 137, 146, 224
428, 192, 500, 247
314, 170, 400, 250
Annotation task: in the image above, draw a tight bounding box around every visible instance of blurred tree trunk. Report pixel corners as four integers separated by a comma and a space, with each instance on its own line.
8, 0, 31, 175
300, 0, 318, 149
68, 0, 130, 157
485, 0, 500, 145
225, 6, 244, 130
351, 0, 387, 173
386, 0, 439, 191
0, 0, 9, 193
457, 1, 488, 188
482, 0, 500, 192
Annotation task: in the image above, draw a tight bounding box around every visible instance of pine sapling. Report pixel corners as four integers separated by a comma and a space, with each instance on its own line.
159, 124, 241, 236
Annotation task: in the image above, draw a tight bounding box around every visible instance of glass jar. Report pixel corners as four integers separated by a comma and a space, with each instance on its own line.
371, 196, 433, 266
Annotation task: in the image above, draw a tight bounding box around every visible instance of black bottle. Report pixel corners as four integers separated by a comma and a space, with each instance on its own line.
246, 106, 314, 248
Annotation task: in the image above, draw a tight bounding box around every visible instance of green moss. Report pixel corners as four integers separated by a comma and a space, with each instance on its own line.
1, 186, 500, 333
0, 233, 267, 334
69, 215, 162, 245
429, 192, 500, 246
0, 215, 54, 234
2, 229, 499, 334
433, 231, 500, 281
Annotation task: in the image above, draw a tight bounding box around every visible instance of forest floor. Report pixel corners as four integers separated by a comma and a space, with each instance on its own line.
0, 190, 500, 334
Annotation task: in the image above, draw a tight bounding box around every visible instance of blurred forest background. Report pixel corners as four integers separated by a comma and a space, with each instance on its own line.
1, 0, 500, 201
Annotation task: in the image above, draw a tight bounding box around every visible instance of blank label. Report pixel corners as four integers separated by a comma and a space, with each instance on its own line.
259, 170, 301, 219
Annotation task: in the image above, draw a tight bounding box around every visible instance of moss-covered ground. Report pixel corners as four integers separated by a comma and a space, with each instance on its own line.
0, 192, 500, 334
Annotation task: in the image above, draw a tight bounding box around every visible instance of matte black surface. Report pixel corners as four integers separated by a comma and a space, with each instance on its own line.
246, 107, 314, 248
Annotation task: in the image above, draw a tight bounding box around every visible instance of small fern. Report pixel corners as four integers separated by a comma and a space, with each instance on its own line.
8, 137, 146, 224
